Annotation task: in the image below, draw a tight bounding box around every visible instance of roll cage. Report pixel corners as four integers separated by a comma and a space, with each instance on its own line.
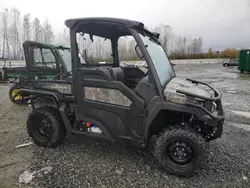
65, 17, 168, 98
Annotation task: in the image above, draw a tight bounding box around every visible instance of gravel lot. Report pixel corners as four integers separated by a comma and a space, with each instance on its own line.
0, 63, 250, 188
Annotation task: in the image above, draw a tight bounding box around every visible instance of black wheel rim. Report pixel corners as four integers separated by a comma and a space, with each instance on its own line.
37, 119, 53, 138
166, 140, 194, 165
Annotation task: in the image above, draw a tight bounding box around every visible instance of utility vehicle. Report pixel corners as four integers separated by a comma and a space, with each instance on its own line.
15, 18, 225, 175
7, 41, 75, 104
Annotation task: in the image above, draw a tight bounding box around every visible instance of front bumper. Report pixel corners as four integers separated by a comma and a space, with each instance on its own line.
177, 78, 225, 139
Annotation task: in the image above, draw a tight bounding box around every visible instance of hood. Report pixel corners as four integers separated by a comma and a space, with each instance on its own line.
164, 77, 212, 99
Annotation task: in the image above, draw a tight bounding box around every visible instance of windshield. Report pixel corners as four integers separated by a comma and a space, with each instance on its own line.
138, 32, 175, 86
58, 48, 72, 72
58, 48, 85, 72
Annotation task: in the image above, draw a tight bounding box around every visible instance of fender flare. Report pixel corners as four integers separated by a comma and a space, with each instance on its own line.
144, 100, 212, 143
15, 89, 73, 138
13, 88, 61, 103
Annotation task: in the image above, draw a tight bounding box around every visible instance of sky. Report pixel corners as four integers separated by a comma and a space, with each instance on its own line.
1, 0, 250, 51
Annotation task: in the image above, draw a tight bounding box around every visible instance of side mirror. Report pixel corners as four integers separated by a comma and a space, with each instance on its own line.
152, 32, 160, 39
135, 45, 144, 59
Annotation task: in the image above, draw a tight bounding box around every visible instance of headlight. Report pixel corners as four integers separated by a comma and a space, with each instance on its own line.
165, 92, 187, 104
165, 92, 218, 113
211, 102, 217, 112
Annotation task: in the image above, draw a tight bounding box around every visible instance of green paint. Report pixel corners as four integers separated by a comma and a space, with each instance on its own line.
238, 50, 250, 72
45, 75, 55, 79
6, 73, 55, 80
6, 73, 24, 78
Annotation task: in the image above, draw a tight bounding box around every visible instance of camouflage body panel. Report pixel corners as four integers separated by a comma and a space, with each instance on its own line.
164, 77, 212, 103
84, 87, 132, 107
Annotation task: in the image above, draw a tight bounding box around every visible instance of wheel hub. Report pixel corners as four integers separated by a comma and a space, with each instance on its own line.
37, 120, 52, 137
11, 89, 22, 100
167, 141, 194, 165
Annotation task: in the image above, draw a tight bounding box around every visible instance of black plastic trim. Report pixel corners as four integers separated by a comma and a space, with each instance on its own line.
176, 78, 225, 120
14, 88, 61, 102
59, 103, 73, 138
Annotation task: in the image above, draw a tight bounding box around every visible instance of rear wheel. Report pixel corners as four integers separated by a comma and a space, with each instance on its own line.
27, 106, 66, 148
154, 126, 205, 176
9, 83, 23, 104
224, 63, 228, 67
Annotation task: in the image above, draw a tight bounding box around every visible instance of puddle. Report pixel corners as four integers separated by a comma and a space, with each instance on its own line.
238, 73, 250, 80
239, 77, 250, 80
231, 122, 250, 131
224, 102, 234, 106
226, 90, 238, 94
231, 110, 250, 118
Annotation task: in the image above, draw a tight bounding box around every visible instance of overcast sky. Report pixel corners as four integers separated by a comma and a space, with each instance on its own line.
2, 0, 250, 51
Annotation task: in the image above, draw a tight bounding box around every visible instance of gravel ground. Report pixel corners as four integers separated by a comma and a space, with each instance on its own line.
0, 64, 250, 188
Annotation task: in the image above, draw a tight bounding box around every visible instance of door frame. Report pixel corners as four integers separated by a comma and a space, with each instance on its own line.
75, 74, 145, 141
23, 41, 63, 78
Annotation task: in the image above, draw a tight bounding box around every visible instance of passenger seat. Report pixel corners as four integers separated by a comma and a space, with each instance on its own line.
110, 67, 125, 83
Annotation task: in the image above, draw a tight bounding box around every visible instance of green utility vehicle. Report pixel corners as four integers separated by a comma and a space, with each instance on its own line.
6, 41, 73, 104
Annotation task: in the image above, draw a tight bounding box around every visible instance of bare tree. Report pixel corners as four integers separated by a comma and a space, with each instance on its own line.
196, 37, 203, 54
1, 7, 207, 60
32, 17, 42, 42
42, 19, 54, 43
181, 37, 187, 56
187, 37, 203, 58
62, 27, 69, 44
54, 27, 70, 45
22, 13, 31, 42
154, 24, 172, 53
128, 39, 136, 60
9, 8, 23, 59
0, 9, 12, 59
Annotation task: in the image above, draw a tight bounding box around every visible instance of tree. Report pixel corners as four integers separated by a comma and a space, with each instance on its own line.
42, 19, 54, 43
32, 17, 42, 42
219, 49, 238, 58
0, 9, 10, 59
153, 24, 172, 53
0, 7, 214, 61
62, 27, 69, 44
22, 13, 31, 42
9, 8, 22, 59
197, 37, 203, 54
181, 37, 187, 56
208, 48, 213, 58
187, 37, 203, 58
54, 27, 69, 45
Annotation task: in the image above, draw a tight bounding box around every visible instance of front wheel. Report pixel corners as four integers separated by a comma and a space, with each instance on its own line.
154, 126, 205, 176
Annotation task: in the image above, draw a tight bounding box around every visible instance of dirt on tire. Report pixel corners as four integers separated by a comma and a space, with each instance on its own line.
154, 126, 205, 176
27, 106, 66, 148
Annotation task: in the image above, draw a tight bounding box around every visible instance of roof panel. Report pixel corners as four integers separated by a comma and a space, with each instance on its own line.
65, 17, 143, 29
